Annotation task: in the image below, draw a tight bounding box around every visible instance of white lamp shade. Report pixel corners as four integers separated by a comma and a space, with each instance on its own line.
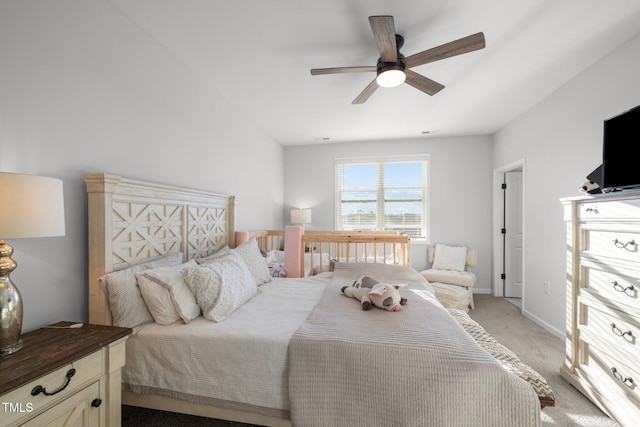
290, 208, 312, 225
0, 173, 66, 239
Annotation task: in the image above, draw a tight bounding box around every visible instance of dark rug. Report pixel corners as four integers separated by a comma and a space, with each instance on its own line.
121, 405, 258, 427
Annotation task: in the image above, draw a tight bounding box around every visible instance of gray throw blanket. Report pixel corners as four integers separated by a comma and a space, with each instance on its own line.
289, 262, 540, 427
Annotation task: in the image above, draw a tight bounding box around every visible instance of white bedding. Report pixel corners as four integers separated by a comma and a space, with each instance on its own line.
123, 274, 329, 415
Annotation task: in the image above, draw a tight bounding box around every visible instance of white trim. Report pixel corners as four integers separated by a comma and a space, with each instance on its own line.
522, 308, 564, 339
492, 159, 526, 311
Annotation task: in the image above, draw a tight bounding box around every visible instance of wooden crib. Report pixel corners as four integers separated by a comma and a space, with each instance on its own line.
242, 228, 411, 277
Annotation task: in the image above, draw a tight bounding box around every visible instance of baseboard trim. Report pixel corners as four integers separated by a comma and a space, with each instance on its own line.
522, 308, 564, 339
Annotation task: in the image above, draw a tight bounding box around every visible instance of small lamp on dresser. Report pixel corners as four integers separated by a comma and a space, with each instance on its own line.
0, 172, 65, 356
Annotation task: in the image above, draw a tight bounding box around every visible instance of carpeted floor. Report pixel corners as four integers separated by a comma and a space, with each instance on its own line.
470, 295, 620, 427
121, 405, 253, 427
122, 294, 620, 426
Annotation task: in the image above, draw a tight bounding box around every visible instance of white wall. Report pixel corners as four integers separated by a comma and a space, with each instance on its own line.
0, 1, 283, 331
493, 32, 640, 336
284, 135, 494, 287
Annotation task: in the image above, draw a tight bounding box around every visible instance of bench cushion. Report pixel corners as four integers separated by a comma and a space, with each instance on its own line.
420, 269, 476, 288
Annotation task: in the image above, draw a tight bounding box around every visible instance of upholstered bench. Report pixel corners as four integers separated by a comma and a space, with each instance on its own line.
448, 308, 555, 409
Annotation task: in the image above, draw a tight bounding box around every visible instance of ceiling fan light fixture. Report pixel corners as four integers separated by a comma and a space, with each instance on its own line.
376, 66, 407, 87
376, 69, 405, 88
376, 63, 406, 88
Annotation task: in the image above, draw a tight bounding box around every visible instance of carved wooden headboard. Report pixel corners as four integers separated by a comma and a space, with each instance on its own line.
85, 173, 236, 325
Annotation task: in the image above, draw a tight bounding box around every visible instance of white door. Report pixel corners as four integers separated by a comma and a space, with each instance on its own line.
504, 171, 523, 298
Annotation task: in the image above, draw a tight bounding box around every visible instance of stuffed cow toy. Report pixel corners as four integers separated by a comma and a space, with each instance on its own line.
579, 180, 602, 195
341, 276, 408, 312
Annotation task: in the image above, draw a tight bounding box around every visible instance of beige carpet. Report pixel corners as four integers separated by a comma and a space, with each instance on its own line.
470, 294, 620, 427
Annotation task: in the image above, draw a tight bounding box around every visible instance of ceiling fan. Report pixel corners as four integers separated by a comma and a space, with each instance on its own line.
310, 15, 485, 104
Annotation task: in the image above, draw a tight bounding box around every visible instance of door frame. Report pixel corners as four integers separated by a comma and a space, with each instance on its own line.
492, 159, 526, 307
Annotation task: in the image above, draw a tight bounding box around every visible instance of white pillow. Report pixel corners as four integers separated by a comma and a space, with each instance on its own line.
184, 250, 258, 322
136, 260, 199, 325
230, 238, 272, 285
98, 252, 184, 329
195, 245, 231, 264
432, 244, 468, 272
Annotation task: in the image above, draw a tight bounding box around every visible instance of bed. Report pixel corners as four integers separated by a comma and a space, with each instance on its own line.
85, 173, 548, 427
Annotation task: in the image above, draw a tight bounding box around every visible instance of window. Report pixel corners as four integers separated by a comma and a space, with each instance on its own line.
335, 155, 429, 240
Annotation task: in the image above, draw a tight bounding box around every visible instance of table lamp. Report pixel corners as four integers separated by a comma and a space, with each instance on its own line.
290, 208, 312, 226
0, 172, 65, 356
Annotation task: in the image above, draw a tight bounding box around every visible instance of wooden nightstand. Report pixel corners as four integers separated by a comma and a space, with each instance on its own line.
0, 322, 131, 427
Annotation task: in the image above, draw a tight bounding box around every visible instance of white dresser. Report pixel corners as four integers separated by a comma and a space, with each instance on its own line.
561, 191, 640, 427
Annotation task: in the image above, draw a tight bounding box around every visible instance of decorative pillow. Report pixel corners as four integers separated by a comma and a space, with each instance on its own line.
229, 238, 272, 285
184, 251, 258, 322
98, 252, 184, 329
136, 260, 199, 325
432, 244, 467, 272
195, 245, 231, 264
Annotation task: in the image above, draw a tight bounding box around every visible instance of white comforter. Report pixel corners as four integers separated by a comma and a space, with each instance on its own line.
123, 274, 329, 416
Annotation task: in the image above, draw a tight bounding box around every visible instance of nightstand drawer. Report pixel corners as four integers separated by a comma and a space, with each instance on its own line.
1, 350, 102, 426
22, 382, 100, 427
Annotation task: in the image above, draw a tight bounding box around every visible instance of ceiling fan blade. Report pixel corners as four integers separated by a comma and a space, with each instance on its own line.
310, 66, 376, 75
405, 32, 485, 68
404, 70, 445, 96
369, 16, 397, 62
352, 79, 379, 104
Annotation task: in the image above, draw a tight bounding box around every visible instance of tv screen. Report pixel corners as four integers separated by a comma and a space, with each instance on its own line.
601, 105, 640, 191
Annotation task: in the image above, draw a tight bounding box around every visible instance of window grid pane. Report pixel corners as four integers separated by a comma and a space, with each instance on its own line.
336, 158, 428, 239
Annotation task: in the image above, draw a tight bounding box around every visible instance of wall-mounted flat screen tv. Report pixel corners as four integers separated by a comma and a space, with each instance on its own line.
601, 104, 640, 191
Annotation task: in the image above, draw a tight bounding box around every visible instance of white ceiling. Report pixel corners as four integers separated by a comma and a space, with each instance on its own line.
109, 0, 640, 145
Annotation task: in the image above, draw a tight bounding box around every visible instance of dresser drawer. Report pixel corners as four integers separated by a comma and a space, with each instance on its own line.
583, 228, 640, 264
584, 265, 639, 310
578, 198, 640, 220
1, 350, 103, 426
587, 343, 640, 404
583, 304, 639, 360
580, 343, 640, 426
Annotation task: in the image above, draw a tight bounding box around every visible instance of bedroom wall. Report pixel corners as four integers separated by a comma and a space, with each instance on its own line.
284, 135, 494, 290
0, 1, 283, 331
492, 32, 640, 336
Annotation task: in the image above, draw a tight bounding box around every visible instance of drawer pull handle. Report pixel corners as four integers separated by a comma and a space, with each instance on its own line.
612, 281, 636, 294
585, 207, 597, 212
610, 322, 633, 338
612, 238, 636, 249
610, 367, 634, 387
31, 368, 76, 397
91, 398, 102, 408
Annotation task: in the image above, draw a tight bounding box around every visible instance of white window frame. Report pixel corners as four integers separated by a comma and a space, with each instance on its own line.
334, 154, 430, 242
